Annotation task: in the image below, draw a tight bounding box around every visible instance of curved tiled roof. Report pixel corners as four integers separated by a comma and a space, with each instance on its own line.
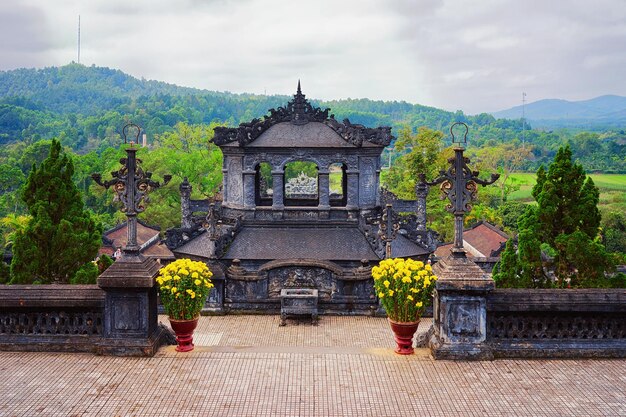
224, 226, 379, 261
249, 122, 355, 148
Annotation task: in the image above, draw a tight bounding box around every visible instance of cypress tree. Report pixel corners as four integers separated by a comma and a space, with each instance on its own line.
500, 145, 614, 288
10, 139, 102, 284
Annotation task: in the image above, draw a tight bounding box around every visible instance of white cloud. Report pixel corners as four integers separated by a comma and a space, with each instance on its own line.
1, 0, 624, 114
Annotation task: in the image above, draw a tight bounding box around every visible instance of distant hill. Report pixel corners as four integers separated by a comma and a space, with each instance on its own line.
0, 63, 237, 116
0, 63, 623, 173
0, 63, 467, 140
491, 95, 626, 128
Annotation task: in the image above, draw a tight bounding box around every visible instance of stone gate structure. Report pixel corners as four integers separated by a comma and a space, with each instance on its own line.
166, 83, 436, 314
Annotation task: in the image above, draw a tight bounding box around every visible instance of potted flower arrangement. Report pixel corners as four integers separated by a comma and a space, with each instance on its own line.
372, 258, 437, 354
156, 258, 214, 352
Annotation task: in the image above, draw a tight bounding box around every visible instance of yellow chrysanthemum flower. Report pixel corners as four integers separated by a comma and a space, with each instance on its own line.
194, 279, 201, 286
383, 280, 390, 288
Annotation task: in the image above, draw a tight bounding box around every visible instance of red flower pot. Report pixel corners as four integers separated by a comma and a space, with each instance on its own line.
388, 318, 420, 355
169, 317, 199, 352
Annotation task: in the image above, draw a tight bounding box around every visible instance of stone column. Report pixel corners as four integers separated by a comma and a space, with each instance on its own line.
242, 170, 256, 209
97, 255, 168, 356
271, 170, 285, 209
429, 256, 494, 360
180, 177, 193, 229
318, 170, 330, 210
346, 170, 359, 210
222, 168, 229, 203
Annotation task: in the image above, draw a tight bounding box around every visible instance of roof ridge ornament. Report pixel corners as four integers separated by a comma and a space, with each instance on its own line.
212, 81, 393, 147
291, 80, 308, 125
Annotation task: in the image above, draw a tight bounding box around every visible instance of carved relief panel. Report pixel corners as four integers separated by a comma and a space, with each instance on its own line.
226, 156, 244, 205
267, 267, 336, 301
440, 296, 486, 343
359, 157, 376, 206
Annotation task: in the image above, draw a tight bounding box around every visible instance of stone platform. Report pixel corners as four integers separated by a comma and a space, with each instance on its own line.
1, 315, 624, 416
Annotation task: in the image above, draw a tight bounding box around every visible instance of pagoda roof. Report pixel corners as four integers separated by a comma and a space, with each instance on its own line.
213, 81, 393, 148
434, 221, 509, 259
223, 226, 380, 261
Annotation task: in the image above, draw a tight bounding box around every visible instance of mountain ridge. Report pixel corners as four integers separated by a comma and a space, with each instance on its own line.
491, 95, 626, 126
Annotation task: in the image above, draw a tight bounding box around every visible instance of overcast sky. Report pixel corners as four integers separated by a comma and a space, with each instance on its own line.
1, 0, 625, 114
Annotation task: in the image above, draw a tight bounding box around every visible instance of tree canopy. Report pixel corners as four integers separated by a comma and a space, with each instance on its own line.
494, 145, 618, 288
9, 139, 102, 284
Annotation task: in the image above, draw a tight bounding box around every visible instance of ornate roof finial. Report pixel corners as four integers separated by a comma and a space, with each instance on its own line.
292, 80, 308, 125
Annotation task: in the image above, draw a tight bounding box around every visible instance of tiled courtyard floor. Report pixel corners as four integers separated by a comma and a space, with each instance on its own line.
1, 315, 625, 417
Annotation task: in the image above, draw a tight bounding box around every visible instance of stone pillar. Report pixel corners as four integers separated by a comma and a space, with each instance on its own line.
243, 170, 256, 209
222, 168, 228, 203
429, 255, 494, 360
318, 170, 330, 210
346, 170, 359, 210
272, 170, 284, 209
97, 255, 167, 356
180, 177, 193, 229
415, 181, 429, 231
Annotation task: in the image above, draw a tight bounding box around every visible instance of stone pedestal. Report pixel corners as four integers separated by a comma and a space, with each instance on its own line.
97, 254, 168, 356
429, 254, 494, 360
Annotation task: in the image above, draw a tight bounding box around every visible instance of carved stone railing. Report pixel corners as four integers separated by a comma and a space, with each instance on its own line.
0, 283, 173, 355
0, 285, 105, 353
486, 289, 626, 358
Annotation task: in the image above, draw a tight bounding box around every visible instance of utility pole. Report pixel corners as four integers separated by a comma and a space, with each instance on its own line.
77, 15, 81, 64
522, 92, 526, 146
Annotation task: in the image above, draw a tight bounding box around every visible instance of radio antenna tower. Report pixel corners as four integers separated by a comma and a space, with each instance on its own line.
521, 92, 526, 146
77, 15, 81, 64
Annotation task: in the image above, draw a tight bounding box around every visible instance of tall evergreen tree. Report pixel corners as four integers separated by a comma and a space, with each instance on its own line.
10, 139, 102, 284
497, 145, 615, 288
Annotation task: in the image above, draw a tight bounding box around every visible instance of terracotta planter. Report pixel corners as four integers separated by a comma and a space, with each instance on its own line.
388, 318, 420, 355
169, 317, 199, 352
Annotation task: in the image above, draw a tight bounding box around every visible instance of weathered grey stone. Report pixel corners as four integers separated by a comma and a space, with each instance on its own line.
486, 288, 626, 359
359, 157, 377, 207
226, 156, 244, 206
429, 255, 494, 360
280, 288, 319, 326
97, 255, 165, 356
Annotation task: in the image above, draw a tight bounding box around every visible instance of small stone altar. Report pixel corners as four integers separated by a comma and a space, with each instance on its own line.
280, 288, 319, 326
166, 82, 438, 315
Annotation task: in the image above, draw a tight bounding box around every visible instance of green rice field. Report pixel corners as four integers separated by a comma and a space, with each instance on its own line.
508, 173, 626, 213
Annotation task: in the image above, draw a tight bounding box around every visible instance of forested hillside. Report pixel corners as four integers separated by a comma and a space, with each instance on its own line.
1, 63, 624, 173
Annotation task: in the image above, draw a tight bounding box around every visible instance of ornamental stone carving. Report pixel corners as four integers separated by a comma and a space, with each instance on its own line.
267, 267, 335, 301
213, 83, 392, 148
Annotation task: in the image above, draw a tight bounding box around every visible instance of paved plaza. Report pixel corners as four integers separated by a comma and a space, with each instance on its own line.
1, 315, 625, 417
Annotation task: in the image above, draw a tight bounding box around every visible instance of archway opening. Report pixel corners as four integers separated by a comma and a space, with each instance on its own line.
284, 161, 318, 207
255, 162, 273, 206
329, 162, 347, 207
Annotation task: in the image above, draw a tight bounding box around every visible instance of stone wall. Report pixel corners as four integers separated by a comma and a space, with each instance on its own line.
0, 272, 172, 356
0, 285, 105, 353
486, 288, 626, 358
